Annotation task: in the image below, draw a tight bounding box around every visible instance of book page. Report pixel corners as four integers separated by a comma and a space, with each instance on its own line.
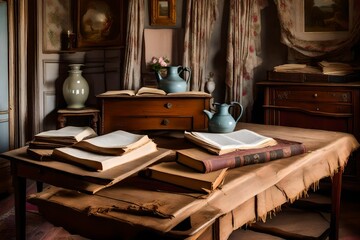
186, 129, 277, 150
75, 130, 149, 149
136, 87, 166, 96
98, 90, 135, 96
53, 141, 157, 171
35, 126, 97, 141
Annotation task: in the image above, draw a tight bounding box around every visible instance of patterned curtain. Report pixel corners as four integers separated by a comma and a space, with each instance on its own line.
122, 0, 144, 90
183, 0, 218, 91
225, 0, 267, 121
274, 0, 360, 58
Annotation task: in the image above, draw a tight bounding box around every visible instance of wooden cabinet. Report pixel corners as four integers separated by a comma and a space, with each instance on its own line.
97, 95, 211, 134
257, 81, 360, 190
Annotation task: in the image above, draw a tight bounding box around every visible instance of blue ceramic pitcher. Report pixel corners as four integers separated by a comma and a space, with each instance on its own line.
155, 66, 191, 93
203, 102, 244, 133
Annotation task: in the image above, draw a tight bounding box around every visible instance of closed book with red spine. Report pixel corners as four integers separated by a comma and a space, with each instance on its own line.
176, 139, 306, 173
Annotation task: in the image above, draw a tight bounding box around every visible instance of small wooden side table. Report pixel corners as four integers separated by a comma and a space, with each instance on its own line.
57, 107, 100, 133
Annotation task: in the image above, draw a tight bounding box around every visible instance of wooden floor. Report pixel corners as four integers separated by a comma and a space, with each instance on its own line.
1, 182, 360, 240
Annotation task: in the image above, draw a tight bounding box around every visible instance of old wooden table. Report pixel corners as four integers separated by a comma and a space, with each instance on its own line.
2, 123, 359, 240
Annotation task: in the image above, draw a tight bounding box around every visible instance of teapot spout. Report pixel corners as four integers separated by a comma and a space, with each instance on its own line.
203, 109, 213, 120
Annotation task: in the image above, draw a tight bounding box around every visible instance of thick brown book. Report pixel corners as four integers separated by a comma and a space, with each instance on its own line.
142, 162, 227, 193
176, 139, 306, 173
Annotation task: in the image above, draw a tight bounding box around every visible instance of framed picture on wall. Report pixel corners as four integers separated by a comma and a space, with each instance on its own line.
76, 0, 126, 48
150, 0, 176, 26
42, 0, 73, 53
294, 0, 353, 41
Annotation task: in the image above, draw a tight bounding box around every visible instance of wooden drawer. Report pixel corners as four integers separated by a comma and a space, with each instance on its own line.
102, 98, 206, 116
98, 95, 211, 133
272, 101, 352, 114
104, 116, 193, 131
274, 89, 351, 103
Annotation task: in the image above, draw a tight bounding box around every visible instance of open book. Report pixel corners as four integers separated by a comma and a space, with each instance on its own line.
52, 140, 157, 171
98, 87, 211, 97
142, 162, 227, 193
31, 126, 97, 147
184, 129, 278, 155
73, 130, 151, 155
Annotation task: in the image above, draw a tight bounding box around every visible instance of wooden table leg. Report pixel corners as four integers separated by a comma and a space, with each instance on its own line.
330, 170, 342, 240
13, 174, 27, 240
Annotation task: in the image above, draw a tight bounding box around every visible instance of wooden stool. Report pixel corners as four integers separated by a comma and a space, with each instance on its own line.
57, 107, 100, 133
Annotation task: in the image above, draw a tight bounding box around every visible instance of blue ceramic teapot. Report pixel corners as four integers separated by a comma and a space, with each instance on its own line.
155, 66, 191, 93
203, 102, 244, 133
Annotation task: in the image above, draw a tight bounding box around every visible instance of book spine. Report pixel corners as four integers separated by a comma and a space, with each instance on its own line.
202, 144, 306, 173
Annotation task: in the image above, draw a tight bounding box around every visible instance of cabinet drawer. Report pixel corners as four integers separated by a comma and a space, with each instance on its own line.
103, 98, 206, 116
274, 89, 351, 103
103, 116, 193, 132
272, 101, 352, 114
98, 95, 210, 133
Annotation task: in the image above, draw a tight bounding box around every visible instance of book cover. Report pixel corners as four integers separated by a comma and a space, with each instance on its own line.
176, 139, 307, 173
73, 130, 150, 155
142, 162, 227, 193
184, 129, 278, 155
52, 141, 157, 171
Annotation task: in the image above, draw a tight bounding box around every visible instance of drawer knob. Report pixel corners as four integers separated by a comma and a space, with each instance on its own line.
316, 107, 320, 111
313, 93, 318, 98
161, 119, 170, 125
165, 103, 173, 109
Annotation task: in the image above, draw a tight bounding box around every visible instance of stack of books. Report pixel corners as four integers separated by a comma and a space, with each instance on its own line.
273, 64, 322, 74
177, 129, 306, 173
27, 126, 98, 160
50, 130, 158, 171
318, 61, 354, 76
142, 129, 306, 193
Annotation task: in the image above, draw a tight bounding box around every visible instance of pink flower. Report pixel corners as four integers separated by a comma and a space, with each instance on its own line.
159, 60, 168, 67
148, 56, 170, 72
151, 57, 158, 64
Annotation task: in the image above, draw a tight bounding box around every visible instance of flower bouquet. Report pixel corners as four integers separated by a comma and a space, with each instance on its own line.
148, 56, 170, 72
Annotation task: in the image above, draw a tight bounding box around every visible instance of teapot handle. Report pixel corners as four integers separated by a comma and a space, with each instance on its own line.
180, 67, 192, 83
230, 101, 244, 123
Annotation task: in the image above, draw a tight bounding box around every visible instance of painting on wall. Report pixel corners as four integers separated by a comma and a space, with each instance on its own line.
150, 0, 176, 26
42, 0, 73, 53
304, 0, 349, 32
295, 0, 353, 41
76, 0, 125, 48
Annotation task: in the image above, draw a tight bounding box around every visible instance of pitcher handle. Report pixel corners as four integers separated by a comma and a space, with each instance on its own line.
230, 101, 244, 123
182, 67, 192, 83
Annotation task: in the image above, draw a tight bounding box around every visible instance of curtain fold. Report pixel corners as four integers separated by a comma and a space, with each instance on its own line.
183, 0, 218, 91
274, 0, 360, 58
225, 0, 267, 121
122, 0, 144, 90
